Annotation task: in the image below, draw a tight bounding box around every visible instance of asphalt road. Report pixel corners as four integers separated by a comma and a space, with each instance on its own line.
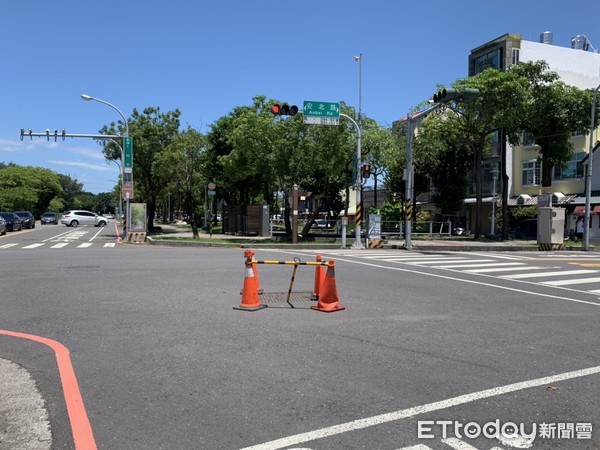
1, 226, 599, 449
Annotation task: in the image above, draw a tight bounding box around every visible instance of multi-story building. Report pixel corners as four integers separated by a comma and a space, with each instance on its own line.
467, 32, 600, 234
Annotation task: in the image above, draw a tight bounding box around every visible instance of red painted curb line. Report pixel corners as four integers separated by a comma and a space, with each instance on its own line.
0, 330, 97, 450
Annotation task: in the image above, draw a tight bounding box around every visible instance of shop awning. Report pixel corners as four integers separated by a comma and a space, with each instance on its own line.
571, 205, 600, 215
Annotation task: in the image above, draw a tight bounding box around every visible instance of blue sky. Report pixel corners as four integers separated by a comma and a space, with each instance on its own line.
1, 1, 599, 194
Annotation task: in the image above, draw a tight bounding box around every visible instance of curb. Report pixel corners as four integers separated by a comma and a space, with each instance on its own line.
146, 237, 543, 252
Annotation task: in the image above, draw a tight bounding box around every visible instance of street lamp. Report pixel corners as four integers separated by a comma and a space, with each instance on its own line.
82, 94, 130, 237
583, 83, 600, 251
81, 94, 129, 137
354, 53, 363, 123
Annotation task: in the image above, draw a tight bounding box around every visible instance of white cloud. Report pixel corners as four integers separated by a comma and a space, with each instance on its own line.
47, 160, 116, 171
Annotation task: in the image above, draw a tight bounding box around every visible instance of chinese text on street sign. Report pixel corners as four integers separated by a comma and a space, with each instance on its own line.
123, 136, 133, 173
303, 101, 340, 126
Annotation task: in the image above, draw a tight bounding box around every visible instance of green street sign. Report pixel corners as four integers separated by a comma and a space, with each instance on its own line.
303, 101, 340, 118
124, 136, 133, 171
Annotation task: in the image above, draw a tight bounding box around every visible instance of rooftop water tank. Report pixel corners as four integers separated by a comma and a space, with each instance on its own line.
571, 35, 590, 51
540, 31, 553, 45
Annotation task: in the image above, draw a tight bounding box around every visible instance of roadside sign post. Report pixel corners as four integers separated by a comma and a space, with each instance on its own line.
300, 102, 363, 249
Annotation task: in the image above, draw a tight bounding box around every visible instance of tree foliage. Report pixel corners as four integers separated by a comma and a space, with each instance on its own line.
509, 60, 597, 187
100, 106, 181, 232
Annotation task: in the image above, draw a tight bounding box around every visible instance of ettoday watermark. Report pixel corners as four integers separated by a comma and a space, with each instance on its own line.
417, 420, 593, 444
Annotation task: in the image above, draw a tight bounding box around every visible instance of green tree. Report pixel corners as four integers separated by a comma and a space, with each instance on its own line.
414, 115, 472, 215
0, 166, 62, 216
423, 68, 530, 239
157, 127, 205, 238
509, 61, 597, 187
100, 107, 181, 232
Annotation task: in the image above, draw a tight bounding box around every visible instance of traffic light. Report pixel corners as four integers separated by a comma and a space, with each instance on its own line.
271, 104, 299, 116
432, 88, 479, 104
362, 163, 373, 178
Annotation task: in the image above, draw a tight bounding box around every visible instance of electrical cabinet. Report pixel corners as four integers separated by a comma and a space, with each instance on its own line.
538, 207, 565, 245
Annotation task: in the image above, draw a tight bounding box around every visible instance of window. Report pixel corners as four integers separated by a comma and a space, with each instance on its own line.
522, 131, 536, 147
511, 48, 520, 65
473, 48, 502, 74
554, 152, 585, 180
522, 160, 540, 186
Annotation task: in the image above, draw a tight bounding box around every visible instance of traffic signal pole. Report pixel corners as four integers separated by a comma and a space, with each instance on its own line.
403, 104, 440, 250
340, 113, 364, 249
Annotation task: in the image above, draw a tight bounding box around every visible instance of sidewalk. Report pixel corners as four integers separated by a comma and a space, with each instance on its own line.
146, 223, 549, 251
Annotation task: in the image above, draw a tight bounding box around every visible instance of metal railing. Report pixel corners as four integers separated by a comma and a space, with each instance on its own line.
378, 220, 452, 237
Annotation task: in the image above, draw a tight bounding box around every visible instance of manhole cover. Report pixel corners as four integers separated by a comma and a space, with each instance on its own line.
260, 291, 315, 304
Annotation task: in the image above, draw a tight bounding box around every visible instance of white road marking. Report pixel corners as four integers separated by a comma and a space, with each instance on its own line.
51, 243, 69, 249
501, 269, 597, 280
396, 445, 432, 450
542, 276, 600, 286
104, 243, 116, 248
0, 243, 19, 249
77, 243, 93, 248
441, 437, 479, 449
240, 365, 600, 450
276, 251, 600, 307
464, 266, 546, 274
428, 262, 524, 269
23, 243, 44, 249
420, 259, 493, 266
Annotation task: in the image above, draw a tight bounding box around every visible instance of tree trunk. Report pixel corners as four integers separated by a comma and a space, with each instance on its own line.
474, 146, 483, 239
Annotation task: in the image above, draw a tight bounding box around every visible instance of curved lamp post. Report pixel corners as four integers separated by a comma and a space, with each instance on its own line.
81, 94, 130, 236
81, 94, 129, 137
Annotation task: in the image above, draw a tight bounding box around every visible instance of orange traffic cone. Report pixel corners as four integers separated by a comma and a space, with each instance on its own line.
234, 253, 267, 311
250, 251, 263, 295
310, 254, 325, 301
239, 251, 263, 295
311, 259, 345, 313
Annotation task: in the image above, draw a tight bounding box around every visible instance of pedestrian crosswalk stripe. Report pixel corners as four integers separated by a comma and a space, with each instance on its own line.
417, 259, 492, 266
51, 243, 69, 249
502, 269, 597, 280
0, 243, 19, 249
77, 243, 93, 248
542, 276, 600, 286
104, 243, 115, 248
464, 265, 544, 273
430, 262, 524, 269
23, 243, 44, 249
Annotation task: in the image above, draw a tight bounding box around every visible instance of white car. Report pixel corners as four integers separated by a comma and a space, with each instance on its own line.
61, 210, 108, 227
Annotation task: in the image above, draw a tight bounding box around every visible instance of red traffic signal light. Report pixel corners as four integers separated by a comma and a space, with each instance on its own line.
271, 103, 298, 116
362, 163, 373, 178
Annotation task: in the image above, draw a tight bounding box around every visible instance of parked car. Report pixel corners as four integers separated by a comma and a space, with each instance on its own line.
14, 211, 35, 229
0, 212, 23, 231
0, 217, 6, 235
314, 219, 330, 228
513, 218, 537, 239
41, 212, 59, 225
61, 210, 108, 227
